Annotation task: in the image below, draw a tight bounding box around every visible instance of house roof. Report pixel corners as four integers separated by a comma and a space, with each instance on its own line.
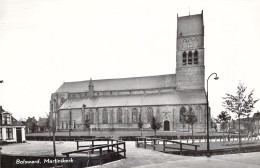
253, 112, 260, 119
55, 74, 176, 93
177, 13, 204, 36
59, 89, 206, 109
38, 118, 48, 127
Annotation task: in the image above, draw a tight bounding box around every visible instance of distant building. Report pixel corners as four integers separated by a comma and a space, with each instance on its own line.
37, 117, 49, 132
253, 111, 260, 134
50, 11, 209, 132
25, 117, 37, 133
0, 106, 26, 143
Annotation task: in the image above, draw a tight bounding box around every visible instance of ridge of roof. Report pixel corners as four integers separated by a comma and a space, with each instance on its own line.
55, 74, 176, 93
62, 74, 175, 84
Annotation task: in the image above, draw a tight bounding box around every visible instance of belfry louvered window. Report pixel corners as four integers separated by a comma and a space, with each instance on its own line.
188, 51, 192, 65
194, 50, 199, 65
182, 52, 187, 65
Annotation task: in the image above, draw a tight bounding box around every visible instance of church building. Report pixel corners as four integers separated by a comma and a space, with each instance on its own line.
50, 11, 208, 132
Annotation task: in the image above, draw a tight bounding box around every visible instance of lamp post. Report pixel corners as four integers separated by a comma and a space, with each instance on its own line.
69, 106, 72, 136
206, 73, 219, 157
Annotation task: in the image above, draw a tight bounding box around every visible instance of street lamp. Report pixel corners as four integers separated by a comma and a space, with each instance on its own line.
206, 73, 219, 157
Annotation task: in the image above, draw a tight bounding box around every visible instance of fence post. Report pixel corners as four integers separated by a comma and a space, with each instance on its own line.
123, 142, 126, 158
153, 139, 156, 150
99, 148, 102, 165
163, 140, 165, 153
180, 144, 183, 155
77, 141, 79, 150
112, 140, 114, 151
144, 138, 146, 149
107, 139, 109, 151
195, 146, 197, 156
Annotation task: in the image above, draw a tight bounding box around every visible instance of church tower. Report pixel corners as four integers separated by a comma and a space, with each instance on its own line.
176, 11, 205, 90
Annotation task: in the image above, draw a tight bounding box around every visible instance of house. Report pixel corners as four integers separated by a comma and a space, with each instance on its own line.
37, 117, 49, 132
253, 111, 260, 134
0, 106, 26, 143
25, 117, 38, 133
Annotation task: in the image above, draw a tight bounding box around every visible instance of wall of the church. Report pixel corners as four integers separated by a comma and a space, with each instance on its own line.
55, 104, 207, 133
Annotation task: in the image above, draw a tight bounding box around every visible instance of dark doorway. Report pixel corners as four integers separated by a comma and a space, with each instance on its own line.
164, 120, 170, 131
16, 128, 22, 143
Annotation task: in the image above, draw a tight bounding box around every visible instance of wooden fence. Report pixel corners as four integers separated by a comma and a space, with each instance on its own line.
62, 138, 126, 166
136, 137, 199, 156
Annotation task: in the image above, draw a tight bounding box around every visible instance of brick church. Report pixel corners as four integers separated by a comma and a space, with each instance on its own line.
50, 11, 208, 132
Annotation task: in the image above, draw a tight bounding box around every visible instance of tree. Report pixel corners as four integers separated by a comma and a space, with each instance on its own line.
150, 116, 162, 136
137, 114, 144, 136
180, 115, 187, 132
223, 82, 258, 148
216, 111, 231, 136
182, 106, 197, 144
46, 112, 52, 136
85, 119, 91, 136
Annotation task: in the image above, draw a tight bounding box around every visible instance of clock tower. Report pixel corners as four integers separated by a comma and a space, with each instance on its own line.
176, 11, 205, 90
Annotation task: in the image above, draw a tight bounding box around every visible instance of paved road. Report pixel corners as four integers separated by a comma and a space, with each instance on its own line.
98, 142, 260, 168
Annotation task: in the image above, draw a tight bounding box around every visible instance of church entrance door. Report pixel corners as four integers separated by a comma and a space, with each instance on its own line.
164, 120, 170, 131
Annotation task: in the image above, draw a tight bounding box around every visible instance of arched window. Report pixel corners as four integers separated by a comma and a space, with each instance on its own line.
194, 50, 199, 65
180, 106, 186, 122
147, 107, 153, 123
194, 38, 199, 47
89, 109, 94, 124
182, 39, 188, 48
132, 108, 137, 123
182, 52, 187, 65
188, 51, 192, 65
61, 98, 65, 105
117, 108, 122, 124
103, 108, 108, 124
196, 106, 202, 123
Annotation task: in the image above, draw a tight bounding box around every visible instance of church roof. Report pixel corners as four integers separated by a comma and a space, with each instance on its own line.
55, 74, 176, 93
59, 89, 206, 109
177, 13, 204, 36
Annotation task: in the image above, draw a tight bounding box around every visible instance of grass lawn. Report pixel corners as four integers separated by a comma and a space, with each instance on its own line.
27, 130, 240, 139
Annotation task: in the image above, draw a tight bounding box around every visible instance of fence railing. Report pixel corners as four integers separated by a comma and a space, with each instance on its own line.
136, 137, 199, 156
62, 138, 126, 165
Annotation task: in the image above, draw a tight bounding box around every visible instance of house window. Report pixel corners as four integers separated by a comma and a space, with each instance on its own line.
103, 108, 108, 124
6, 128, 13, 139
3, 115, 11, 125
147, 107, 153, 123
194, 50, 199, 65
132, 108, 137, 123
182, 52, 187, 65
117, 108, 122, 124
188, 51, 192, 65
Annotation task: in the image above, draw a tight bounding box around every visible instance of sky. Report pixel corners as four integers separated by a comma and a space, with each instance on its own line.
0, 0, 260, 120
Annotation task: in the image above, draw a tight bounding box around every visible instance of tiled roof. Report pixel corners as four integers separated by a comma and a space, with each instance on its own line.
38, 118, 48, 127
59, 89, 206, 109
253, 112, 260, 119
177, 14, 203, 36
55, 74, 176, 93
